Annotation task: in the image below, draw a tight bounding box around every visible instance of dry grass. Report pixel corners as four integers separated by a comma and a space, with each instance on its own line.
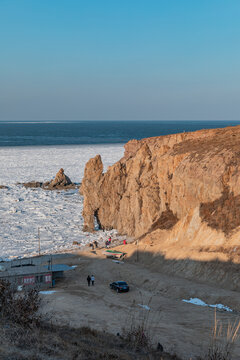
0, 280, 179, 359
0, 320, 180, 360
1, 279, 239, 359
198, 311, 240, 360
122, 296, 153, 350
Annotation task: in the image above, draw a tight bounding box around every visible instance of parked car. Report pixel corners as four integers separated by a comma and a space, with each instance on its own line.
110, 281, 129, 293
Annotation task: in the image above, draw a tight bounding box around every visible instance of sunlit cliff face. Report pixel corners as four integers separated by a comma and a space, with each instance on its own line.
81, 125, 240, 265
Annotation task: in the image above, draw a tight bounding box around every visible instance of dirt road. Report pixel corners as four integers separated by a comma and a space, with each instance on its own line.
40, 248, 240, 359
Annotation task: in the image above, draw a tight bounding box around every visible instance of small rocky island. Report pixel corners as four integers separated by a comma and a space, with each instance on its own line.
22, 168, 76, 190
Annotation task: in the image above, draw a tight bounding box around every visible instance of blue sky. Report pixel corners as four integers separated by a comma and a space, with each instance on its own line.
0, 0, 240, 120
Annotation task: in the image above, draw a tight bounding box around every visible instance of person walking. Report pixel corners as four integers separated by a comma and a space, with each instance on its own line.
87, 275, 91, 286
91, 275, 95, 286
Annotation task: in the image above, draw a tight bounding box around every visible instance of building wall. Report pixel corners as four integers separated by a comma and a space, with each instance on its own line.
0, 272, 53, 290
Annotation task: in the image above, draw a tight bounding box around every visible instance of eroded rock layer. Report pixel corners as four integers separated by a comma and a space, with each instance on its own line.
81, 125, 240, 251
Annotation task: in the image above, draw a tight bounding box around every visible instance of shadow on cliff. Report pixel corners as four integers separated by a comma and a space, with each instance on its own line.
112, 247, 240, 293
64, 246, 240, 294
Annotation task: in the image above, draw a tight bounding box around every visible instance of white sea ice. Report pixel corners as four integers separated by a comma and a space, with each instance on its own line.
0, 144, 124, 260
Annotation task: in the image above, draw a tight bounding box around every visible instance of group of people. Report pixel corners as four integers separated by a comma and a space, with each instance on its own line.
89, 235, 127, 251
105, 237, 112, 248
87, 274, 95, 286
86, 235, 128, 287
105, 237, 127, 247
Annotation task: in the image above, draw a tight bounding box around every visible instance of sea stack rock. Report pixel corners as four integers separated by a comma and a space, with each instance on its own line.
47, 168, 74, 189
22, 168, 75, 190
82, 155, 103, 231
81, 125, 240, 260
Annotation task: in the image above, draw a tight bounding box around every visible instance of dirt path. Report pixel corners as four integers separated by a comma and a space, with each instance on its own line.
40, 249, 240, 359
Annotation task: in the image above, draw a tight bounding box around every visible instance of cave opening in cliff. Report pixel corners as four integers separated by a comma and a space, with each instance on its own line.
94, 209, 103, 230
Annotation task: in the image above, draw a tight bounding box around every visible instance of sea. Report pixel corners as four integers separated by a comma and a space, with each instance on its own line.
0, 120, 239, 260
0, 120, 239, 147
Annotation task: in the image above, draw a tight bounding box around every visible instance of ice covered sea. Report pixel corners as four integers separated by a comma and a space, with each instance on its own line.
0, 144, 124, 260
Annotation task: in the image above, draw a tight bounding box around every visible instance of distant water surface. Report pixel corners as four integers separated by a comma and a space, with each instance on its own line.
0, 120, 239, 147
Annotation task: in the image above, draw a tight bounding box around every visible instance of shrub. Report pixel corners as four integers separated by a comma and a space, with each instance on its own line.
122, 297, 152, 351
0, 279, 41, 326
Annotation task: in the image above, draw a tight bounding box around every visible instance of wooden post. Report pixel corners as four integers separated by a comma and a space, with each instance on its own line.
38, 227, 41, 256
136, 240, 139, 262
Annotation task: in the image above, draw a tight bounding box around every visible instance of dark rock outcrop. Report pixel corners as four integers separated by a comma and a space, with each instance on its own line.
0, 185, 8, 189
22, 181, 43, 188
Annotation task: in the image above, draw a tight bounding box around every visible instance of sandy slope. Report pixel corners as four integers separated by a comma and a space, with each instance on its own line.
40, 244, 240, 360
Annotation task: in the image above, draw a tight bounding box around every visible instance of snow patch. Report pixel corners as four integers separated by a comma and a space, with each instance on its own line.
209, 304, 233, 312
182, 298, 233, 312
40, 290, 57, 295
138, 304, 150, 310
182, 298, 207, 307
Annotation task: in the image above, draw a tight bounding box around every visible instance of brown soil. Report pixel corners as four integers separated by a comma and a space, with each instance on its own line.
38, 244, 240, 360
171, 126, 240, 161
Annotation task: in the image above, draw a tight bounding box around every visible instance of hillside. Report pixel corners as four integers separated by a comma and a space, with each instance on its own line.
81, 125, 240, 289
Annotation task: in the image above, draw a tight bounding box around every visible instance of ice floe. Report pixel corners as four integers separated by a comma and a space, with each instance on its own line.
0, 144, 124, 260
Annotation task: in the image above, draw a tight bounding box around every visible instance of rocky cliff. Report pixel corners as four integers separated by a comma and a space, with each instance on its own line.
81, 125, 240, 265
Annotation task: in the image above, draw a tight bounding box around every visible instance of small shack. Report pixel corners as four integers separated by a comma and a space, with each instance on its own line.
0, 256, 73, 290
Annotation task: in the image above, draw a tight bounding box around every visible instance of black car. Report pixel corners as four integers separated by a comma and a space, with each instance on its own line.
110, 281, 129, 293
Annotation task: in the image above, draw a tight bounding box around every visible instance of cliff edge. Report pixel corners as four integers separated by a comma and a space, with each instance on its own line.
81, 125, 240, 269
